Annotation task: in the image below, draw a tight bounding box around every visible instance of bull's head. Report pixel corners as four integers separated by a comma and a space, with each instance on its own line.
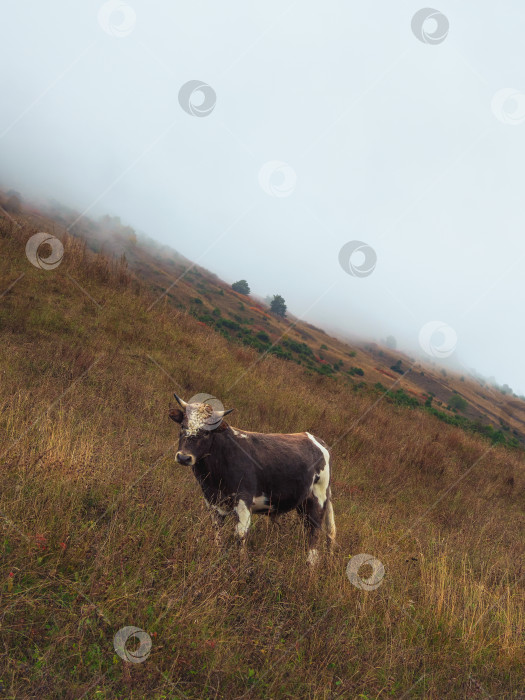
169, 393, 234, 466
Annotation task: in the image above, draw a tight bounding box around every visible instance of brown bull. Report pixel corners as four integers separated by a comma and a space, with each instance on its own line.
169, 394, 336, 565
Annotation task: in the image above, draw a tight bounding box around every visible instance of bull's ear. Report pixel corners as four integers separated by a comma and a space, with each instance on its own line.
169, 408, 184, 424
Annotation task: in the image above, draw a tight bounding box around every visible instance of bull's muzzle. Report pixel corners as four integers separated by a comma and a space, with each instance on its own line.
176, 452, 194, 466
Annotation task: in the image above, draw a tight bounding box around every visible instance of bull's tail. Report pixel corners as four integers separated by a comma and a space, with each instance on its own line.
324, 489, 336, 552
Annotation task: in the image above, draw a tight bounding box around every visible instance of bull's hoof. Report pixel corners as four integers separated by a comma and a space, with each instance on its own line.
306, 548, 320, 566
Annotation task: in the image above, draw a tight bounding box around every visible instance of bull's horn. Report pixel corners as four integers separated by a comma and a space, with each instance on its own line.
216, 408, 234, 417
173, 393, 188, 409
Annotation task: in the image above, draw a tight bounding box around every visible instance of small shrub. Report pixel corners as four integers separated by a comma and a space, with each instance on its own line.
449, 394, 468, 411
348, 366, 364, 376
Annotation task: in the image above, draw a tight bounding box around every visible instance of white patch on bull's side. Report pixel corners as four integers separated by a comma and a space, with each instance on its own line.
231, 428, 248, 439
252, 494, 272, 512
307, 548, 319, 565
186, 403, 213, 437
234, 499, 251, 539
306, 432, 330, 508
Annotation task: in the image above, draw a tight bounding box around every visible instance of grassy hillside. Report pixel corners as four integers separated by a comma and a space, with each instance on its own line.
0, 209, 524, 698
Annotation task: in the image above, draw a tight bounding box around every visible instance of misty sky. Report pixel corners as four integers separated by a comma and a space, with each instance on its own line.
2, 1, 525, 393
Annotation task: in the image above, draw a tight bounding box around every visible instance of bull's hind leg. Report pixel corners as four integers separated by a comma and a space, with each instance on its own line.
304, 432, 332, 564
297, 498, 324, 566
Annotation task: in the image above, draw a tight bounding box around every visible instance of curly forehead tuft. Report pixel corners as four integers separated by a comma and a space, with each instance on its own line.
185, 403, 214, 436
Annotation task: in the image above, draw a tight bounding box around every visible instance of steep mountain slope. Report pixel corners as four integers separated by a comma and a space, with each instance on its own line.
0, 201, 523, 698
10, 192, 525, 448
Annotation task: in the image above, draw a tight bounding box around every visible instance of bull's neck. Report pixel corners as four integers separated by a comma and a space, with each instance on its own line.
196, 424, 232, 470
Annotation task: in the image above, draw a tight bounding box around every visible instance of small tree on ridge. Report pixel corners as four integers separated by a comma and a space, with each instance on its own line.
232, 279, 250, 295
270, 294, 287, 317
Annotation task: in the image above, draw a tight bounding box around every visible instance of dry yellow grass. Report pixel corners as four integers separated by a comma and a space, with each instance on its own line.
0, 214, 524, 698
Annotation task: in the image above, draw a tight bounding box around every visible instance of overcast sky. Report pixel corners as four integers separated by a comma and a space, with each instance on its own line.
2, 1, 525, 393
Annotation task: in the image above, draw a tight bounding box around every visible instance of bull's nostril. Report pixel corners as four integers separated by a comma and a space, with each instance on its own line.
176, 452, 192, 465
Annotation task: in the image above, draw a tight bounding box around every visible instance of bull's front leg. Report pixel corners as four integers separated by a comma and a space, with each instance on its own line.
205, 500, 227, 546
234, 498, 252, 562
